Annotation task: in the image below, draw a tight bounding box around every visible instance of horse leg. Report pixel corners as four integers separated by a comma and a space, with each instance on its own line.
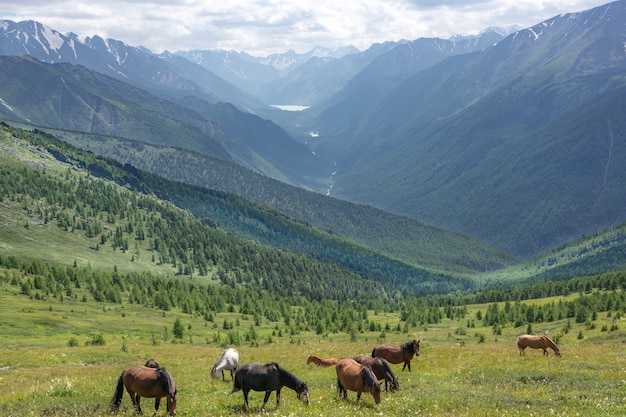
242, 388, 250, 412
357, 392, 362, 402
276, 388, 282, 408
337, 379, 346, 399
261, 390, 272, 410
154, 397, 161, 413
127, 389, 142, 414
135, 396, 142, 414
221, 370, 225, 382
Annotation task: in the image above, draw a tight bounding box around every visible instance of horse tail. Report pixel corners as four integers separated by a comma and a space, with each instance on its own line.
158, 367, 174, 393
230, 370, 241, 393
109, 371, 125, 412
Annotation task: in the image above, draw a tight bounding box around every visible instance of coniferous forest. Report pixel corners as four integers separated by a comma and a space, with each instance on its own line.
3, 122, 626, 336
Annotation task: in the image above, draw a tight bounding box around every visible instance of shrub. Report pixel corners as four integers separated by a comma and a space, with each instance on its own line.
85, 334, 105, 346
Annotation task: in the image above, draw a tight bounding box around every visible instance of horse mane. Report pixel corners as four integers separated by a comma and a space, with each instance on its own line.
157, 367, 176, 396
360, 365, 377, 389
542, 335, 560, 351
271, 362, 307, 392
401, 339, 417, 354
377, 357, 394, 376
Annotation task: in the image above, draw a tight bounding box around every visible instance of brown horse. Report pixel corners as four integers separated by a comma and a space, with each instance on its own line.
306, 354, 339, 367
517, 335, 561, 356
335, 358, 381, 405
353, 355, 399, 392
372, 339, 420, 371
110, 365, 177, 415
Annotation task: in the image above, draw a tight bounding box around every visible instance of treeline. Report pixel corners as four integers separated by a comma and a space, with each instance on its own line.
3, 253, 626, 336
0, 253, 389, 335
398, 271, 626, 330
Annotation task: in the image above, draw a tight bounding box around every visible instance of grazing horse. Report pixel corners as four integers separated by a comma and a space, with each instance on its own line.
230, 362, 310, 411
306, 354, 339, 367
110, 365, 177, 415
353, 355, 399, 392
372, 339, 420, 371
335, 358, 381, 404
211, 348, 239, 381
517, 335, 561, 356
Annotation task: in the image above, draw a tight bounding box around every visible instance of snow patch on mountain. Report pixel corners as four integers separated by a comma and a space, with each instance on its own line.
40, 24, 64, 51
0, 97, 14, 112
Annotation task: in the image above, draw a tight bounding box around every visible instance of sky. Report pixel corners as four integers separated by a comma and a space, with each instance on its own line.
0, 0, 613, 56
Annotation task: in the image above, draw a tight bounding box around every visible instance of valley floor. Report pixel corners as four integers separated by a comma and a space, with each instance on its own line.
1, 325, 625, 416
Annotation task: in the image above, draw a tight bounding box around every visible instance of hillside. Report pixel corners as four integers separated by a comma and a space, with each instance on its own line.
32, 125, 516, 275
1, 123, 482, 298
310, 1, 626, 258
0, 55, 333, 190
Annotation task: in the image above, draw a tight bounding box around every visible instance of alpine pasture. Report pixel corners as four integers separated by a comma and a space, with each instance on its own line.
1, 285, 624, 417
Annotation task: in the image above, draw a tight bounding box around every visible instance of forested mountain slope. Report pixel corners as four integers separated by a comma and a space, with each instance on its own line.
313, 1, 626, 258
0, 123, 475, 297
40, 125, 516, 275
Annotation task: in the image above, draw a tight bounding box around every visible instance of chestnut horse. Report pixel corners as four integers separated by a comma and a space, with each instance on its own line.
335, 358, 381, 404
231, 362, 310, 412
306, 354, 338, 367
372, 339, 420, 371
353, 355, 399, 392
110, 365, 177, 415
517, 335, 561, 356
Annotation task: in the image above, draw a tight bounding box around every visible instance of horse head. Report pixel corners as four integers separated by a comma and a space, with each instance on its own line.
296, 381, 310, 406
389, 374, 400, 392
412, 339, 421, 356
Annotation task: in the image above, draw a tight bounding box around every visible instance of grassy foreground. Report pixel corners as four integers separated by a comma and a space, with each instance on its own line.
1, 286, 625, 417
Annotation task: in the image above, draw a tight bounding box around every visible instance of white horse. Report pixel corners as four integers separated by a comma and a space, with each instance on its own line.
211, 348, 239, 381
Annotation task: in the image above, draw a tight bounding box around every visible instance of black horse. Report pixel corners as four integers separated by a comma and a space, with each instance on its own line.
353, 355, 399, 392
230, 362, 310, 411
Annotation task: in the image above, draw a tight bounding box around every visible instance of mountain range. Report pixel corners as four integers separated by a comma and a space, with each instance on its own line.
1, 0, 626, 261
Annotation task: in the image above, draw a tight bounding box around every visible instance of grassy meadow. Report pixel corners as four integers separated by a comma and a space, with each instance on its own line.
1, 280, 625, 417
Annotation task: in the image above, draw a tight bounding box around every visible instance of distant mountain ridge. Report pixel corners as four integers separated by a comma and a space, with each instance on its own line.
312, 0, 626, 257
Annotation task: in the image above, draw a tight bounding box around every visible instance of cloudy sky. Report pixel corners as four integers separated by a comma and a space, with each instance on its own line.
0, 0, 611, 56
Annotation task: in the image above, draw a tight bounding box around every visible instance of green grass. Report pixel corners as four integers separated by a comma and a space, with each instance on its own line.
1, 284, 625, 416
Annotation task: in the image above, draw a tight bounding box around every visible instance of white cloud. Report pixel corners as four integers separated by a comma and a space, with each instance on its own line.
0, 0, 611, 56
